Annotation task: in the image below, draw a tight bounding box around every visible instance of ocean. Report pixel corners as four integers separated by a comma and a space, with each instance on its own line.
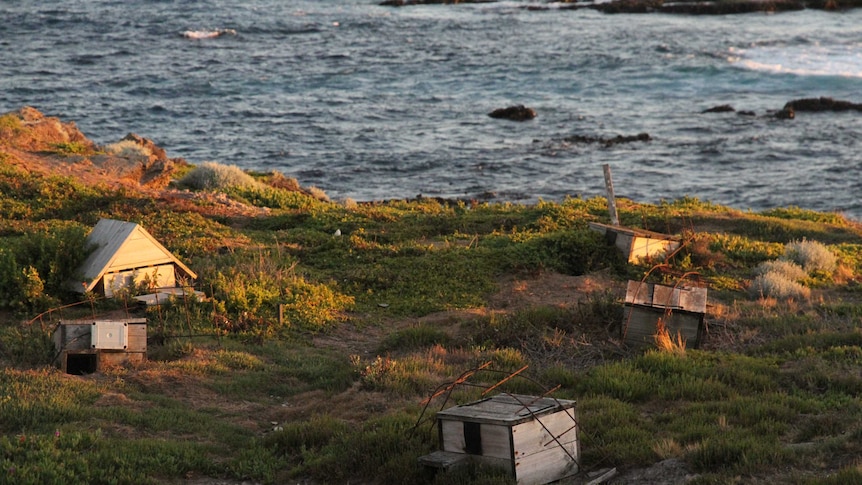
2, 1, 861, 220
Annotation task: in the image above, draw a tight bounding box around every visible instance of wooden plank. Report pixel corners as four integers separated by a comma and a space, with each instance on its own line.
511, 409, 578, 459
441, 420, 466, 453
480, 424, 513, 460
418, 450, 470, 470
586, 468, 618, 485
126, 324, 147, 352
678, 286, 708, 313
441, 420, 514, 460
629, 237, 679, 264
626, 282, 707, 313
57, 324, 92, 351
514, 441, 579, 485
603, 164, 619, 226
652, 285, 681, 308
625, 281, 653, 306
108, 233, 173, 270
437, 394, 575, 426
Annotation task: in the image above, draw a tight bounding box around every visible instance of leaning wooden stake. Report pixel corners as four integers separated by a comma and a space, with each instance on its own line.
603, 164, 619, 226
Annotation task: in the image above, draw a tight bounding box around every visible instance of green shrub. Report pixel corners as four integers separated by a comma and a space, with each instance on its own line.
0, 325, 55, 366
0, 224, 91, 311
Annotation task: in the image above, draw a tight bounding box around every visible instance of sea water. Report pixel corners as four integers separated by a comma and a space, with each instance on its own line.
1, 1, 861, 219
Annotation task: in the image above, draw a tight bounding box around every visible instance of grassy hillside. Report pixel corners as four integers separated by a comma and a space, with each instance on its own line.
2, 109, 862, 484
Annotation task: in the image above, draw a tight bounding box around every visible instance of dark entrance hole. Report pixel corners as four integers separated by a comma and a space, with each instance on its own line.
66, 353, 97, 375
463, 421, 482, 455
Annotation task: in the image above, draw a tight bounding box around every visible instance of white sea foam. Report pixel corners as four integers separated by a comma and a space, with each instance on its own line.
729, 44, 862, 78
182, 29, 236, 39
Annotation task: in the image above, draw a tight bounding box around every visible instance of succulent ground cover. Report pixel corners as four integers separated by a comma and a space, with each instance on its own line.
1, 109, 862, 484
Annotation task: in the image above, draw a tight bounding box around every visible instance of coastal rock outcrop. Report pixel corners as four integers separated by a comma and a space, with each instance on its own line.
0, 106, 96, 153
488, 105, 537, 121
784, 97, 862, 112
0, 107, 183, 189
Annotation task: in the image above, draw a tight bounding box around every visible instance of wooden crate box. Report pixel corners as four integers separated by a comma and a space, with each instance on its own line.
52, 318, 147, 374
423, 394, 579, 485
588, 222, 681, 264
622, 281, 707, 348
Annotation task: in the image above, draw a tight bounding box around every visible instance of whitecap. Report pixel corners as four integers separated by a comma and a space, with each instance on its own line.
729, 43, 862, 78
182, 29, 237, 40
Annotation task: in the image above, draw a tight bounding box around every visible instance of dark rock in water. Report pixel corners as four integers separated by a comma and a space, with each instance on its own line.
381, 0, 495, 5
488, 105, 537, 121
784, 97, 862, 112
702, 105, 735, 113
589, 0, 810, 14
564, 132, 651, 147
590, 0, 663, 13
384, 0, 861, 12
738, 110, 757, 116
660, 0, 804, 14
775, 107, 796, 119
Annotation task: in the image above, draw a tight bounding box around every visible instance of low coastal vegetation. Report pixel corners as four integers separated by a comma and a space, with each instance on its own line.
2, 110, 862, 484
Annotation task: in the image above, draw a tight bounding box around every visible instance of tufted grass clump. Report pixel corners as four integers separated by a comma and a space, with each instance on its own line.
749, 272, 810, 301
753, 260, 807, 282
781, 239, 837, 274
179, 161, 260, 190
103, 139, 152, 160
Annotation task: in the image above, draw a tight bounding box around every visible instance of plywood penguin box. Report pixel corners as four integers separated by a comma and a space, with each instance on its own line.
421, 393, 579, 485
52, 318, 147, 374
74, 218, 198, 303
589, 221, 681, 264
623, 280, 708, 348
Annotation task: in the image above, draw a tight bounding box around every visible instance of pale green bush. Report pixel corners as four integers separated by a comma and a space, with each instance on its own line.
749, 272, 811, 300
753, 260, 807, 282
781, 239, 837, 273
179, 161, 260, 190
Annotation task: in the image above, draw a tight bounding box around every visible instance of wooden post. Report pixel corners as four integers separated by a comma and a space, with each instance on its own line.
603, 164, 619, 226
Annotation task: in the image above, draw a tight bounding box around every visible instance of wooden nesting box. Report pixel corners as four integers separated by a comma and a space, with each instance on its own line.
52, 318, 147, 374
589, 222, 681, 264
623, 281, 707, 348
421, 393, 579, 485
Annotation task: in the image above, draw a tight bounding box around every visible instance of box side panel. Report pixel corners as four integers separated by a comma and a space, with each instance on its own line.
126, 324, 147, 352
514, 443, 579, 485
511, 409, 578, 459
623, 307, 703, 348
441, 419, 466, 453
630, 237, 679, 264
480, 423, 513, 460
57, 324, 92, 351
441, 419, 513, 461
